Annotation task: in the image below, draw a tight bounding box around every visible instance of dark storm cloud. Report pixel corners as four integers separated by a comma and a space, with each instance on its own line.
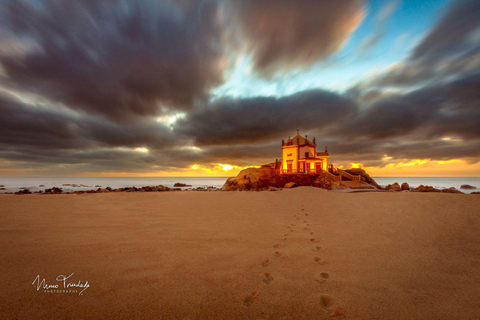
230, 0, 365, 75
175, 89, 357, 146
0, 91, 178, 152
338, 71, 480, 140
0, 0, 225, 122
0, 0, 479, 175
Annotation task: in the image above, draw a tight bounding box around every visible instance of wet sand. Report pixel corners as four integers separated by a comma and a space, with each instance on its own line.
0, 188, 479, 319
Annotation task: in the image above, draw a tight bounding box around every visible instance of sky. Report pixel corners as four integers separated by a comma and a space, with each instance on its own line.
0, 0, 479, 177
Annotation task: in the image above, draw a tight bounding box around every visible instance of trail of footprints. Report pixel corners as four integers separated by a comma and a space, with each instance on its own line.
243, 205, 345, 317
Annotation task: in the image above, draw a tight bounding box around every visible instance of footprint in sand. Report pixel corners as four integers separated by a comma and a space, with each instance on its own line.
310, 238, 316, 242
243, 291, 258, 307
314, 246, 322, 251
263, 273, 274, 285
261, 259, 270, 267
305, 213, 309, 216
284, 233, 289, 236
296, 217, 300, 220
275, 251, 282, 258
310, 232, 314, 235
320, 273, 330, 279
314, 257, 321, 262
320, 295, 345, 317
273, 244, 281, 248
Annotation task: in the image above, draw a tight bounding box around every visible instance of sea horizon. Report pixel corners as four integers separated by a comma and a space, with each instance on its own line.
1, 176, 479, 194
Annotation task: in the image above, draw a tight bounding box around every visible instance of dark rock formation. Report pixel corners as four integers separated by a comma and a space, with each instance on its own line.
222, 167, 336, 191
401, 182, 410, 191
174, 183, 192, 187
411, 185, 463, 194
15, 189, 32, 195
44, 187, 63, 194
386, 182, 402, 191
344, 168, 380, 189
460, 184, 477, 189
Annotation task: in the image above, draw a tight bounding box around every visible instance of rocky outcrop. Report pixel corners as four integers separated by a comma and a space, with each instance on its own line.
385, 182, 402, 191
410, 185, 463, 194
460, 184, 477, 190
174, 183, 192, 187
344, 168, 380, 189
15, 189, 32, 195
222, 167, 333, 191
401, 182, 410, 191
44, 187, 63, 194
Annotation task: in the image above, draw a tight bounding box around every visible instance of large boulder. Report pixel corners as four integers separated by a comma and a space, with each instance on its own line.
401, 182, 410, 191
344, 168, 380, 189
386, 182, 402, 191
460, 184, 477, 190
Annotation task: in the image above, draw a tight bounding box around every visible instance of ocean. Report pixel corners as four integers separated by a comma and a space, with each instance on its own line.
0, 177, 479, 194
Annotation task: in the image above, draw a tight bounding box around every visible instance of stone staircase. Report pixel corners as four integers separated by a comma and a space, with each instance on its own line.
339, 180, 376, 189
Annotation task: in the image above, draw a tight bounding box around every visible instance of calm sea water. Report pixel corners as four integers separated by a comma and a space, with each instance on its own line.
0, 177, 479, 194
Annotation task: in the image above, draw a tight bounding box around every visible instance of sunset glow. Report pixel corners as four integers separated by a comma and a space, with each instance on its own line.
0, 0, 478, 177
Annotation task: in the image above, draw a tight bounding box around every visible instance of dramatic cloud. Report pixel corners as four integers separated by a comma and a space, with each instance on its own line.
231, 0, 365, 75
0, 0, 226, 122
0, 0, 479, 176
176, 89, 357, 146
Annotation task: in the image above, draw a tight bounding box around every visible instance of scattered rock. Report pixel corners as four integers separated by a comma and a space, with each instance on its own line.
0, 187, 5, 191
15, 189, 32, 195
441, 187, 463, 194
95, 185, 101, 188
411, 185, 463, 194
174, 182, 192, 187
386, 182, 401, 191
401, 182, 410, 191
460, 184, 477, 190
471, 191, 480, 194
44, 187, 63, 194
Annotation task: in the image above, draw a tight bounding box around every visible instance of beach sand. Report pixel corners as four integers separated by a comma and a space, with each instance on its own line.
0, 188, 479, 319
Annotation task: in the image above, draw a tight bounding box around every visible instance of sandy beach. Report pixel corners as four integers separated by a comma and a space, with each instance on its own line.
1, 188, 479, 319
